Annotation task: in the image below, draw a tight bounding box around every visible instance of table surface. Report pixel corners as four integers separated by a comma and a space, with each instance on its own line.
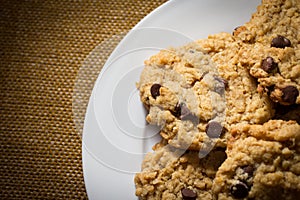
0, 0, 167, 199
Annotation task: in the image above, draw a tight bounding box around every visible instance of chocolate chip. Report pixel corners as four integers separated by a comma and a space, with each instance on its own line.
261, 56, 278, 73
271, 35, 291, 48
267, 85, 275, 96
180, 103, 192, 120
282, 86, 299, 104
181, 188, 197, 200
214, 77, 228, 95
205, 121, 223, 138
241, 165, 254, 177
173, 103, 182, 118
173, 103, 191, 120
150, 84, 161, 99
230, 182, 249, 199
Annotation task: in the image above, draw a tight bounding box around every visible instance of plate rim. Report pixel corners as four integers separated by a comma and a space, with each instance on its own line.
81, 0, 261, 199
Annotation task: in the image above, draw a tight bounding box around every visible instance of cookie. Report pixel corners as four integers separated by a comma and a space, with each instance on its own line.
233, 0, 300, 105
134, 142, 226, 200
137, 33, 274, 150
212, 120, 300, 200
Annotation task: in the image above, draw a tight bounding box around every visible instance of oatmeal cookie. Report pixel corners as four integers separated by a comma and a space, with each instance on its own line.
137, 33, 274, 150
134, 142, 226, 200
234, 0, 300, 105
213, 120, 300, 200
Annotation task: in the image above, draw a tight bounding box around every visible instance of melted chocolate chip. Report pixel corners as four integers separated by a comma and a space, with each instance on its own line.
173, 103, 199, 124
181, 188, 197, 200
271, 35, 291, 48
173, 103, 191, 120
261, 56, 278, 73
150, 84, 161, 99
241, 165, 254, 177
214, 76, 228, 95
180, 104, 192, 120
173, 103, 182, 118
205, 121, 223, 138
230, 182, 249, 199
282, 86, 299, 104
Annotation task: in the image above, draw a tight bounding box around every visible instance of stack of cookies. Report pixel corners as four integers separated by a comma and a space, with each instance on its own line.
134, 0, 300, 199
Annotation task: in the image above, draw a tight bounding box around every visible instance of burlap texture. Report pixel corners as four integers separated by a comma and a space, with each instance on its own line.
0, 0, 167, 199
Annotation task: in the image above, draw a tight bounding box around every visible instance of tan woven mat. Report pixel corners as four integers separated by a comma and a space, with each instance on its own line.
0, 0, 167, 199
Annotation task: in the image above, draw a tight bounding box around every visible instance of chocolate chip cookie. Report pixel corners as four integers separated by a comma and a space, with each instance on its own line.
234, 0, 300, 105
213, 120, 300, 200
134, 141, 226, 200
137, 33, 274, 150
135, 1, 300, 199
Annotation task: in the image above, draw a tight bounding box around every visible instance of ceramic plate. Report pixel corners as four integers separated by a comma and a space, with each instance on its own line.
82, 0, 260, 199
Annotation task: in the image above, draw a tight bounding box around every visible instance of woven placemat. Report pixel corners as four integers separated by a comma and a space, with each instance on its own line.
0, 0, 167, 199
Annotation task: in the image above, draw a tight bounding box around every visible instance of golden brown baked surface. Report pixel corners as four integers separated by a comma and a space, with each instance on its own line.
138, 33, 273, 150
135, 0, 300, 199
234, 0, 300, 105
213, 120, 300, 200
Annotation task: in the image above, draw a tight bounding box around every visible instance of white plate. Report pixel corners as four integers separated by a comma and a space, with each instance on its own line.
82, 0, 260, 199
